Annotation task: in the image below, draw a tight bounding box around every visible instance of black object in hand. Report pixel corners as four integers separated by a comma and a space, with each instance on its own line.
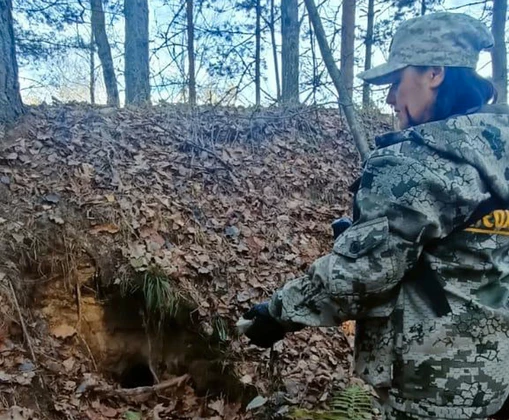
242, 302, 286, 348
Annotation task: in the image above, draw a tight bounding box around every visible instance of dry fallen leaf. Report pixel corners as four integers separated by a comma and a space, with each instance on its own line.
99, 406, 117, 418
246, 396, 267, 411
208, 399, 225, 416
48, 214, 65, 225
51, 324, 77, 339
240, 374, 252, 384
0, 406, 35, 420
89, 223, 120, 235
0, 370, 34, 386
43, 193, 60, 204
62, 357, 75, 372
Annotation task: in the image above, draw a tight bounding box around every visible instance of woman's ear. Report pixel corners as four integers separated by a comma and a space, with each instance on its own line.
429, 66, 445, 89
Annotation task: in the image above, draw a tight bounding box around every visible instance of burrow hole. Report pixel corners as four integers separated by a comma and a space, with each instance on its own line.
119, 361, 156, 388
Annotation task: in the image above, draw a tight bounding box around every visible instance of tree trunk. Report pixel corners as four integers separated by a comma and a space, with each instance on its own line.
270, 0, 281, 102
91, 0, 120, 107
124, 0, 150, 105
309, 12, 318, 104
340, 0, 356, 98
255, 0, 261, 106
421, 0, 426, 15
492, 0, 507, 104
362, 0, 374, 107
304, 0, 369, 161
186, 0, 196, 106
0, 0, 23, 124
90, 31, 96, 105
281, 0, 299, 104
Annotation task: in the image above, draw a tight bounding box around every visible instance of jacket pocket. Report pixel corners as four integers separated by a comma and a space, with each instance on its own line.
331, 216, 398, 317
333, 216, 390, 258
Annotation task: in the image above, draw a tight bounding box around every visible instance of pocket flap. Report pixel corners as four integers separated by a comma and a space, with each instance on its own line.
333, 217, 390, 258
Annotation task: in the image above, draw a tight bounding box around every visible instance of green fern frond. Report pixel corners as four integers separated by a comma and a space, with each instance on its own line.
289, 385, 373, 420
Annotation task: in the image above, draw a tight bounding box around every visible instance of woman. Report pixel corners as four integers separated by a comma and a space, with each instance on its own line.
239, 12, 509, 420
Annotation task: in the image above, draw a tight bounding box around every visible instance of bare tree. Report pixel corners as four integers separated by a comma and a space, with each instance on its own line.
255, 0, 261, 106
340, 0, 356, 98
0, 0, 23, 124
362, 0, 375, 107
281, 0, 299, 104
186, 0, 196, 106
308, 12, 318, 104
90, 31, 95, 104
304, 0, 369, 160
269, 0, 281, 102
492, 0, 507, 103
91, 0, 120, 107
125, 0, 150, 105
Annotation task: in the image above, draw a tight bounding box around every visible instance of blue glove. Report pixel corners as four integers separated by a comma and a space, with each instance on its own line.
240, 302, 286, 348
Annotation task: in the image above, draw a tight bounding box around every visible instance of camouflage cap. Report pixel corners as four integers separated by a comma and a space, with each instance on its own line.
358, 12, 494, 85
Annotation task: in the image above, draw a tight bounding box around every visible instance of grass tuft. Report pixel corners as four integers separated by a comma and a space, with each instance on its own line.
142, 267, 183, 326
212, 316, 229, 342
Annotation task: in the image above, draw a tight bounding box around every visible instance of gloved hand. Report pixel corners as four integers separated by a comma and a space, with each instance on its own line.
331, 216, 352, 239
237, 302, 286, 348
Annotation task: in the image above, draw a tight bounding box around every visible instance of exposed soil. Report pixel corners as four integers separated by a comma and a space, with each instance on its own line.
0, 104, 391, 419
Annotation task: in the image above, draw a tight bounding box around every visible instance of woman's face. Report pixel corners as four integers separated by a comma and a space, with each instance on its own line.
385, 66, 445, 129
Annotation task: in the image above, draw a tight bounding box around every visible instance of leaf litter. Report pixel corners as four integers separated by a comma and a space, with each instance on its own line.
0, 104, 391, 418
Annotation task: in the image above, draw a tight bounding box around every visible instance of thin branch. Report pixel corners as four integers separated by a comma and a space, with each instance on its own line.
304, 0, 370, 160
152, 122, 236, 174
90, 374, 190, 399
7, 277, 45, 389
446, 1, 487, 11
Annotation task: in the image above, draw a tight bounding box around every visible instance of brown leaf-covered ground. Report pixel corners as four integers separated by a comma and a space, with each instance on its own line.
0, 104, 391, 419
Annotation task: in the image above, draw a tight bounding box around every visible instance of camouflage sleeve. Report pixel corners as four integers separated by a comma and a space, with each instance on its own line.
269, 140, 487, 327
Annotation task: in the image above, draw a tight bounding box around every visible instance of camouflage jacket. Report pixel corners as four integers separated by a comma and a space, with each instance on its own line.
269, 105, 509, 419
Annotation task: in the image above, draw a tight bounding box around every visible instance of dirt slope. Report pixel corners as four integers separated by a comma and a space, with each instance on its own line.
0, 104, 390, 419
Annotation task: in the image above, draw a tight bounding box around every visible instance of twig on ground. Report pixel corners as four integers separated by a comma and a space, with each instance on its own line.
268, 345, 279, 393
75, 283, 82, 329
142, 312, 160, 384
78, 333, 98, 372
73, 263, 97, 372
91, 374, 190, 399
7, 277, 46, 389
152, 122, 236, 174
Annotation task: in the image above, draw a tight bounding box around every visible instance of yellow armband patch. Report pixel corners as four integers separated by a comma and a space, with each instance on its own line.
465, 209, 509, 235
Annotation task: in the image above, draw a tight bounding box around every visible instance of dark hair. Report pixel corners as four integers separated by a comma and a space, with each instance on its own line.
416, 66, 497, 121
